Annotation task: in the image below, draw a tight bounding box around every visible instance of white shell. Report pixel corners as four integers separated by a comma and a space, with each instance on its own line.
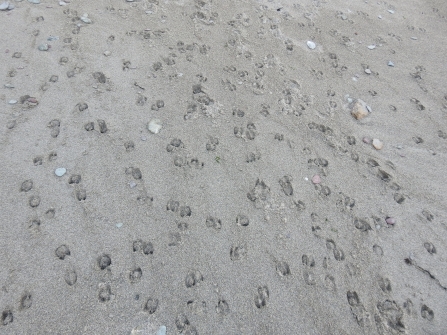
306, 41, 316, 49
148, 119, 162, 134
55, 168, 67, 177
0, 2, 9, 10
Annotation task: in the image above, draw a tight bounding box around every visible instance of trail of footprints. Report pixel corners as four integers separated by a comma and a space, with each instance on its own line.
4, 1, 445, 333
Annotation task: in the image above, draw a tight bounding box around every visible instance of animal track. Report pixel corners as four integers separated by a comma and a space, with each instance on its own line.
216, 299, 230, 315
55, 245, 70, 260
206, 137, 219, 151
1, 310, 13, 326
144, 298, 159, 314
376, 300, 405, 332
378, 277, 392, 293
421, 304, 434, 321
98, 254, 111, 270
29, 195, 41, 208
326, 239, 345, 261
185, 270, 203, 288
65, 268, 77, 286
279, 175, 293, 196
236, 214, 249, 227
167, 200, 192, 217
247, 179, 270, 206
76, 189, 87, 201
206, 216, 222, 230
166, 138, 184, 153
354, 218, 372, 232
347, 291, 368, 327
234, 123, 257, 140
423, 242, 436, 254
246, 151, 261, 163
20, 293, 32, 310
254, 286, 269, 308
98, 283, 112, 302
175, 314, 198, 334
20, 180, 33, 192
129, 267, 143, 283
230, 244, 247, 261
276, 260, 291, 277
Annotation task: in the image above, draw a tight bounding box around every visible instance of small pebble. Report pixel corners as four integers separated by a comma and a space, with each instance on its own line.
4, 84, 14, 88
55, 168, 67, 177
411, 37, 417, 40
148, 119, 162, 134
8, 100, 17, 104
351, 99, 369, 120
367, 45, 376, 50
129, 181, 137, 188
38, 44, 49, 51
80, 14, 92, 24
372, 138, 383, 150
388, 61, 395, 67
388, 9, 395, 14
364, 69, 372, 74
59, 1, 67, 5
0, 2, 9, 10
156, 326, 167, 335
116, 222, 123, 228
28, 0, 40, 4
378, 15, 382, 19
306, 41, 316, 50
363, 137, 372, 144
385, 217, 396, 225
103, 50, 111, 56
311, 175, 321, 184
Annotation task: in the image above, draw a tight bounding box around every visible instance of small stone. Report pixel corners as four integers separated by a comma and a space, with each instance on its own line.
307, 41, 316, 49
372, 138, 383, 150
148, 119, 162, 134
55, 168, 67, 177
378, 15, 382, 19
411, 36, 417, 40
59, 1, 67, 6
156, 326, 167, 335
38, 44, 49, 51
116, 222, 123, 228
103, 50, 111, 56
363, 137, 372, 144
341, 14, 347, 20
129, 181, 137, 188
364, 69, 372, 74
388, 9, 395, 14
367, 45, 376, 50
385, 217, 396, 225
0, 2, 9, 10
9, 100, 17, 104
28, 0, 40, 3
388, 61, 395, 67
4, 84, 14, 88
311, 175, 321, 184
80, 15, 92, 24
351, 99, 369, 120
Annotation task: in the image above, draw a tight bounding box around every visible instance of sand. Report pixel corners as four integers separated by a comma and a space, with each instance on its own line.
1, 0, 447, 334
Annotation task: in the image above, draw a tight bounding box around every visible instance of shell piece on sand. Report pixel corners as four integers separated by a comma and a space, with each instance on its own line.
351, 99, 369, 120
307, 41, 316, 49
55, 168, 67, 177
0, 2, 9, 10
372, 138, 383, 150
148, 119, 162, 134
38, 44, 49, 51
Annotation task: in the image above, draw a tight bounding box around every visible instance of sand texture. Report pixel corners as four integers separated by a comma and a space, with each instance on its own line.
1, 0, 447, 334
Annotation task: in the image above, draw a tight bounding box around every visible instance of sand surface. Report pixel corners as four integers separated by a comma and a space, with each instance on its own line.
1, 0, 447, 334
